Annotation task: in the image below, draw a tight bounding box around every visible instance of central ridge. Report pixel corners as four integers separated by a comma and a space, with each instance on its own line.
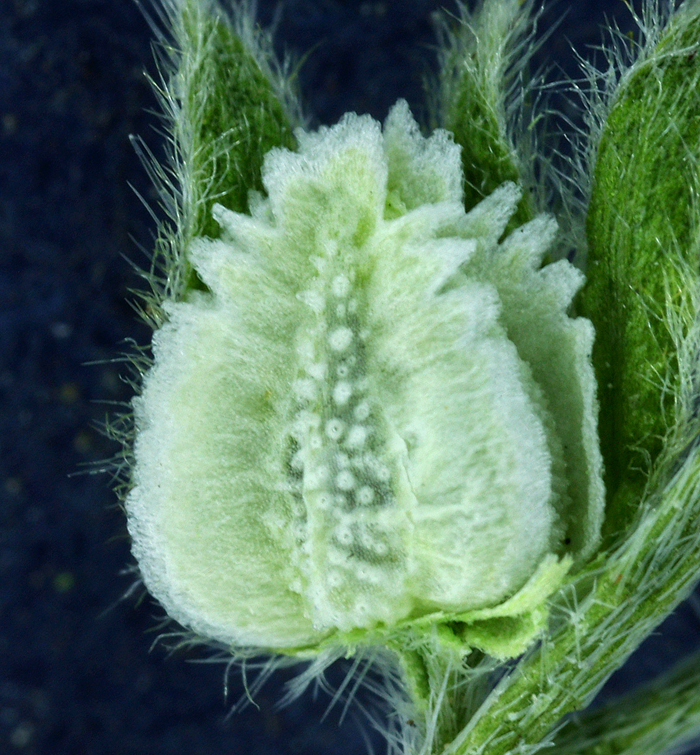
286, 253, 413, 632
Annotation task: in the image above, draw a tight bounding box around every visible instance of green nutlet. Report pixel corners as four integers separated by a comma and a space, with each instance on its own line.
126, 101, 604, 658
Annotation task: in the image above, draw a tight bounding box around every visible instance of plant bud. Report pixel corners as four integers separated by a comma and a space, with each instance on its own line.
126, 101, 604, 658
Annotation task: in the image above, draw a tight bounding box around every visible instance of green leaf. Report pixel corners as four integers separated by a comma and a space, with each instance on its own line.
176, 0, 297, 233
580, 1, 700, 539
436, 0, 539, 226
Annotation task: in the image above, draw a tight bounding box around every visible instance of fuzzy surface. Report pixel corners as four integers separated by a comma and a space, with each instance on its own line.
127, 101, 602, 653
3, 1, 700, 755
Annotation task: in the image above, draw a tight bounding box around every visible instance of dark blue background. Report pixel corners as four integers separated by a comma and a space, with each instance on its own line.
2, 1, 699, 753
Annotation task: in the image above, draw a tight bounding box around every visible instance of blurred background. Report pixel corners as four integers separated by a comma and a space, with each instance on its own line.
2, 0, 699, 753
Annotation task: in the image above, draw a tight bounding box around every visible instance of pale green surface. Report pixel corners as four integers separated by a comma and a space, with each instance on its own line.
123, 1, 700, 754
127, 102, 603, 656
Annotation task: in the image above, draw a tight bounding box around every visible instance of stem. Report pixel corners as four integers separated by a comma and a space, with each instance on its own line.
548, 645, 700, 755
